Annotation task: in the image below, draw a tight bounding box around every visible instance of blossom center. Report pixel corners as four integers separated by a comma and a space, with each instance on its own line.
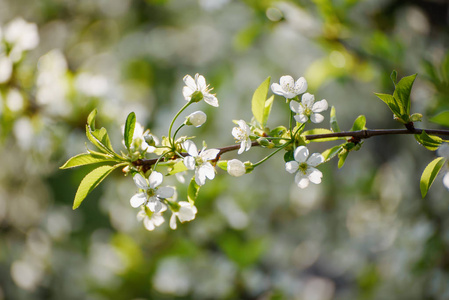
298, 162, 309, 174
146, 188, 156, 198
234, 128, 247, 140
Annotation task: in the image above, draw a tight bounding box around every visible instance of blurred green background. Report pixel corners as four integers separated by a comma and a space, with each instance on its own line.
1, 0, 449, 299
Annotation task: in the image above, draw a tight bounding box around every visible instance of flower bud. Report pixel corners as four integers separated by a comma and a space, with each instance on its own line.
185, 111, 207, 127
227, 159, 246, 177
144, 133, 156, 146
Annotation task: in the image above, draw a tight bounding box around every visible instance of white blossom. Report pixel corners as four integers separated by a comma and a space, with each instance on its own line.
137, 206, 166, 231
232, 120, 252, 154
285, 146, 324, 189
169, 201, 198, 230
290, 93, 328, 124
271, 75, 307, 99
182, 73, 218, 107
186, 111, 207, 127
227, 159, 246, 177
130, 172, 174, 213
0, 55, 13, 83
4, 18, 39, 62
183, 140, 219, 186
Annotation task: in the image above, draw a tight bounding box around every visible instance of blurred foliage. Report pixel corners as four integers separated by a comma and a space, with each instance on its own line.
0, 0, 449, 299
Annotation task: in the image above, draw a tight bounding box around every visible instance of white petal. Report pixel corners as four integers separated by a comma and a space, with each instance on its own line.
307, 167, 323, 184
294, 77, 307, 94
295, 173, 310, 189
183, 140, 198, 157
237, 142, 245, 155
178, 206, 197, 222
200, 148, 220, 161
443, 172, 449, 190
301, 93, 315, 107
169, 213, 178, 230
280, 75, 294, 90
312, 99, 328, 113
147, 199, 163, 213
183, 74, 196, 90
294, 114, 308, 123
143, 217, 156, 231
130, 193, 146, 208
196, 74, 207, 91
195, 169, 206, 186
133, 174, 148, 190
271, 83, 286, 96
151, 214, 165, 227
136, 210, 146, 221
237, 120, 247, 130
182, 86, 194, 99
294, 146, 309, 163
285, 161, 299, 174
184, 156, 196, 170
204, 93, 219, 107
157, 186, 175, 199
199, 163, 215, 180
289, 100, 301, 114
245, 138, 252, 151
148, 171, 163, 189
307, 153, 324, 167
310, 113, 324, 123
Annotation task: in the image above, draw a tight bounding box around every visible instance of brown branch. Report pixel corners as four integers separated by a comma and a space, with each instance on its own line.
133, 128, 449, 169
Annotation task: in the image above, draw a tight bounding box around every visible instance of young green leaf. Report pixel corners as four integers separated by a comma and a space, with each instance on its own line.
338, 150, 348, 168
302, 128, 341, 142
60, 153, 116, 169
252, 77, 271, 126
168, 160, 189, 175
390, 70, 397, 84
393, 73, 417, 116
374, 93, 402, 118
330, 106, 340, 132
87, 109, 97, 130
262, 95, 274, 127
350, 115, 367, 131
217, 160, 228, 171
187, 178, 200, 205
420, 157, 446, 198
124, 112, 136, 150
429, 111, 449, 128
415, 131, 443, 151
322, 145, 343, 162
73, 164, 122, 209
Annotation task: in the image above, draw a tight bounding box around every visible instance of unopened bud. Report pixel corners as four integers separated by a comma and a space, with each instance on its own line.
257, 137, 270, 146
185, 111, 207, 127
144, 134, 156, 146
227, 159, 246, 177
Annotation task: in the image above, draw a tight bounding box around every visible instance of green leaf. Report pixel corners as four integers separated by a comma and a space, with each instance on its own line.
338, 150, 348, 168
322, 145, 343, 162
251, 77, 271, 125
187, 178, 200, 205
374, 93, 401, 117
420, 157, 446, 198
350, 115, 367, 131
60, 153, 116, 169
415, 130, 443, 151
217, 161, 227, 171
168, 160, 188, 175
87, 109, 97, 130
284, 150, 294, 163
73, 164, 121, 209
302, 128, 341, 142
262, 95, 274, 127
390, 70, 397, 84
429, 111, 449, 128
393, 73, 417, 116
330, 106, 340, 132
124, 112, 136, 150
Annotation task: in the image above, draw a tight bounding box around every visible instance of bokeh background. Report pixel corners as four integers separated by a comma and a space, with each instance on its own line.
1, 0, 449, 299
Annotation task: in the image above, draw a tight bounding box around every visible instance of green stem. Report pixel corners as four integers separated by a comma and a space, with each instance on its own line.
252, 142, 290, 168
168, 101, 191, 147
173, 124, 186, 142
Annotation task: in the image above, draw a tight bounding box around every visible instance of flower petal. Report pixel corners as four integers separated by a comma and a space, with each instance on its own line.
147, 199, 163, 213
295, 172, 309, 189
238, 142, 245, 154
294, 146, 309, 163
169, 213, 177, 230
310, 113, 324, 123
294, 77, 307, 94
133, 174, 148, 190
148, 171, 163, 189
182, 86, 194, 100
285, 161, 299, 174
196, 74, 207, 91
183, 140, 198, 157
183, 74, 196, 90
178, 203, 197, 222
200, 148, 220, 161
245, 138, 252, 151
294, 114, 308, 123
151, 214, 165, 227
199, 163, 215, 180
183, 156, 196, 170
157, 186, 175, 199
143, 217, 156, 231
280, 75, 294, 90
195, 169, 206, 186
307, 153, 324, 167
289, 100, 301, 114
301, 93, 315, 107
271, 83, 286, 97
443, 172, 449, 190
307, 167, 323, 184
204, 93, 219, 107
130, 193, 146, 208
312, 99, 328, 113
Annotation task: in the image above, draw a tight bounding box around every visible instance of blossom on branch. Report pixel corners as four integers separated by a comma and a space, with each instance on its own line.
169, 201, 198, 230
182, 73, 218, 107
183, 140, 220, 186
232, 120, 251, 154
137, 205, 166, 231
290, 93, 328, 124
185, 111, 207, 127
285, 146, 324, 189
271, 75, 307, 99
130, 172, 175, 213
227, 159, 246, 177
